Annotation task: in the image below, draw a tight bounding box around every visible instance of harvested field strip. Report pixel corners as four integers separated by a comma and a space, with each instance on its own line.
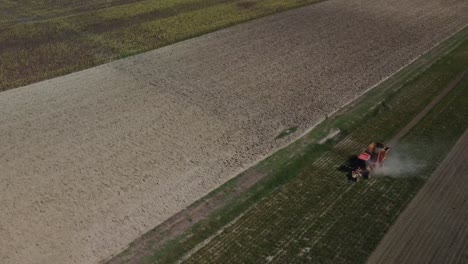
0, 0, 326, 91
368, 129, 468, 264
176, 47, 468, 263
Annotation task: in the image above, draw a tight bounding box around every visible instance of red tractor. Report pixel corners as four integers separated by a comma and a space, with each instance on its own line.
352, 142, 390, 181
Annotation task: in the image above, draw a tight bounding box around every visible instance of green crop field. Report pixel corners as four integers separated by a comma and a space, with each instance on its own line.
107, 29, 468, 263
0, 0, 323, 91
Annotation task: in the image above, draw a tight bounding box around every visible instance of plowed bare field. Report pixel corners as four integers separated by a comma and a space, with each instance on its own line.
0, 0, 466, 263
368, 130, 468, 264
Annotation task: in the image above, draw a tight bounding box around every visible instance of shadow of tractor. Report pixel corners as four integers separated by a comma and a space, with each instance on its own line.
338, 155, 368, 182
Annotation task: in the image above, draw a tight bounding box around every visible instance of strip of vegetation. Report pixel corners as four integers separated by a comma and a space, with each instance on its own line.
106, 27, 468, 264
0, 0, 325, 91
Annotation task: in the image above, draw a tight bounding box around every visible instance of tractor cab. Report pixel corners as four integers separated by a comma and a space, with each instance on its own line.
352, 142, 390, 181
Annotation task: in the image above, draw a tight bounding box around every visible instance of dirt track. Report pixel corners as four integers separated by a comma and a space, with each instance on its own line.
387, 70, 467, 147
368, 130, 468, 264
0, 0, 467, 263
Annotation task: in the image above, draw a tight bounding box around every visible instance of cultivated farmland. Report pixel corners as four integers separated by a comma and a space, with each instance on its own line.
0, 0, 467, 263
168, 40, 468, 264
368, 130, 468, 264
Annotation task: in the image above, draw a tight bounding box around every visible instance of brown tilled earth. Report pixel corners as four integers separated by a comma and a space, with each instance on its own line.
368, 130, 468, 264
0, 0, 466, 263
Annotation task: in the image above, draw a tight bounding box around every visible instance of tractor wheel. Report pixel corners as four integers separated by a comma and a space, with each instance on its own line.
364, 170, 371, 179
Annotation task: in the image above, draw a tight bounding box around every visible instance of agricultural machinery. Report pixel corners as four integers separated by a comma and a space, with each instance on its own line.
351, 142, 390, 181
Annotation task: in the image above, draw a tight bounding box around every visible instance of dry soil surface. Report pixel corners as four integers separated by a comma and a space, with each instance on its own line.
0, 0, 467, 263
368, 130, 468, 264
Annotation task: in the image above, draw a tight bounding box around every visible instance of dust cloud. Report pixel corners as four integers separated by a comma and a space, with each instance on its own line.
376, 150, 425, 177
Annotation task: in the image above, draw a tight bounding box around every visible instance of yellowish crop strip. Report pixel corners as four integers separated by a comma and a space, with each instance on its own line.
0, 0, 323, 91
